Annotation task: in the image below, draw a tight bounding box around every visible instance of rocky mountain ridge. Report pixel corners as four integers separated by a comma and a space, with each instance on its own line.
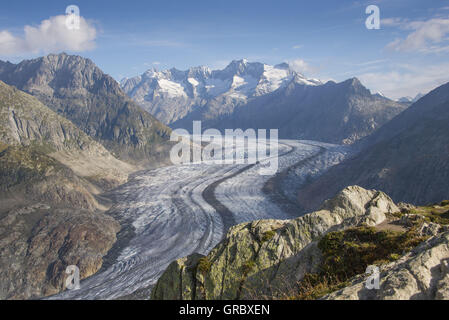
198, 77, 407, 144
0, 80, 133, 190
397, 93, 425, 103
0, 53, 171, 164
297, 80, 449, 209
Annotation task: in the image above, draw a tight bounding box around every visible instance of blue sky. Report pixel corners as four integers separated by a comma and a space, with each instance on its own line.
0, 0, 449, 99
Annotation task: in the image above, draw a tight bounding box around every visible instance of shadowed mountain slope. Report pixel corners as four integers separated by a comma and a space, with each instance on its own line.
297, 81, 449, 210
0, 81, 130, 299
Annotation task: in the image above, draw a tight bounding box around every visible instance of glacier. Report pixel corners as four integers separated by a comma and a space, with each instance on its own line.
49, 139, 350, 300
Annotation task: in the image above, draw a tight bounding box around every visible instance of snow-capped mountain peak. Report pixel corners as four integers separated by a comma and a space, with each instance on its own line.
396, 93, 425, 103
120, 59, 323, 123
397, 96, 413, 103
274, 62, 290, 70
374, 91, 386, 98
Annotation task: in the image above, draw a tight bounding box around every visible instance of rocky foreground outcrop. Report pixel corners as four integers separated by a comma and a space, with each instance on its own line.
152, 186, 400, 299
152, 186, 449, 300
322, 230, 449, 300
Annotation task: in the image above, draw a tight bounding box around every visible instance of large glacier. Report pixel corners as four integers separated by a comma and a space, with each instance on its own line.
49, 139, 350, 300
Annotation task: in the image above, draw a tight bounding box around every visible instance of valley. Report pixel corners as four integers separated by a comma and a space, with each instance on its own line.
49, 139, 349, 299
0, 0, 448, 304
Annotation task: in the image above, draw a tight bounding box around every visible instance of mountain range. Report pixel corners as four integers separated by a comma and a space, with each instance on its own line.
0, 80, 133, 298
397, 93, 425, 103
297, 80, 449, 209
121, 59, 322, 124
122, 60, 408, 144
0, 53, 171, 164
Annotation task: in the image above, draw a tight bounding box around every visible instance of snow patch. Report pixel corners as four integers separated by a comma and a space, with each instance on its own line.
157, 79, 187, 97
187, 77, 199, 86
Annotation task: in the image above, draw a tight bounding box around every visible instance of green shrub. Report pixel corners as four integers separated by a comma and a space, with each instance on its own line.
410, 204, 449, 225
440, 200, 449, 207
293, 226, 429, 300
241, 260, 256, 275
389, 253, 401, 261
261, 230, 276, 242
197, 257, 212, 275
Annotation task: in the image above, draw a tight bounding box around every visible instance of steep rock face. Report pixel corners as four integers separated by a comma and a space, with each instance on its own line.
151, 186, 398, 300
0, 80, 133, 189
0, 152, 121, 300
0, 204, 120, 299
297, 81, 449, 209
323, 231, 449, 300
0, 146, 100, 211
0, 53, 170, 163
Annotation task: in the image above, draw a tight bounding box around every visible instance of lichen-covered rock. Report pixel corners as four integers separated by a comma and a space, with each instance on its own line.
152, 186, 398, 300
397, 202, 416, 213
399, 214, 447, 237
322, 231, 449, 300
151, 253, 204, 300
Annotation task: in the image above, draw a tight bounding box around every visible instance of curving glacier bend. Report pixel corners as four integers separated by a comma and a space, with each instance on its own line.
50, 140, 351, 300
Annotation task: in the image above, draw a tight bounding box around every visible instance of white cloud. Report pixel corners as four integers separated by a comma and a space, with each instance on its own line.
348, 59, 388, 67
357, 62, 449, 99
292, 44, 302, 49
381, 17, 407, 27
385, 17, 449, 53
287, 58, 315, 75
143, 61, 161, 67
137, 40, 184, 47
0, 15, 96, 56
